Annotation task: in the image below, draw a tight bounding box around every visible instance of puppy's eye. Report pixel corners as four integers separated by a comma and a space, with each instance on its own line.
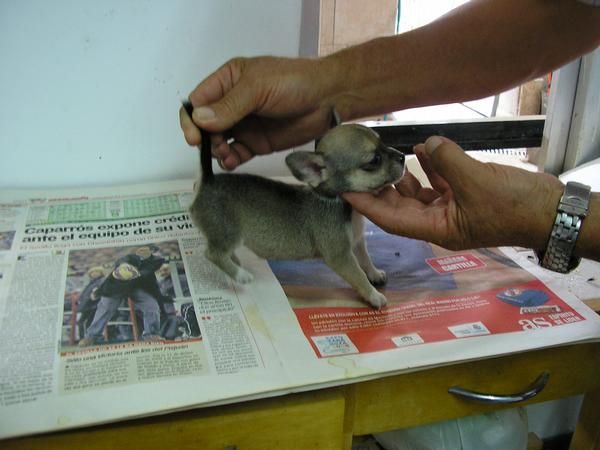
362, 153, 382, 171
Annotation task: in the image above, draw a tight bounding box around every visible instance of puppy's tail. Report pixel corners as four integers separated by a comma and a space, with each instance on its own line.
182, 100, 214, 184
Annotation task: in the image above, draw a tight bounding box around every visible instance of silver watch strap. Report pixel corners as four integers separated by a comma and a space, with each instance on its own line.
539, 181, 591, 273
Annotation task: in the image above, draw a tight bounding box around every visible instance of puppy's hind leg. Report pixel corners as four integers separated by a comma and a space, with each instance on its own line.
230, 252, 241, 266
199, 206, 254, 284
205, 245, 254, 284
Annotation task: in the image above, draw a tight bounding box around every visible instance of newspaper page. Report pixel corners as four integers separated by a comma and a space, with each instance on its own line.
0, 181, 293, 438
258, 222, 600, 386
1, 180, 599, 439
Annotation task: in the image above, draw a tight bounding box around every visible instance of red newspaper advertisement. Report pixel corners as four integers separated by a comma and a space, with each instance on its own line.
270, 222, 586, 357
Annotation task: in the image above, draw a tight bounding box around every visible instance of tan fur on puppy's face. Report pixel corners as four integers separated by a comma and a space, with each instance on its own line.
311, 124, 405, 195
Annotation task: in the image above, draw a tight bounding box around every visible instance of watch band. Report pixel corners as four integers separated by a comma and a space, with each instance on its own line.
537, 181, 591, 273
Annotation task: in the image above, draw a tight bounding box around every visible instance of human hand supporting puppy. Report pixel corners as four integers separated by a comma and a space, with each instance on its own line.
346, 137, 600, 263
343, 137, 565, 251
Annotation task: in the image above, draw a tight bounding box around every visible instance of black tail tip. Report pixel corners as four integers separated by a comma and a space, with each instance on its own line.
182, 99, 211, 149
181, 100, 194, 118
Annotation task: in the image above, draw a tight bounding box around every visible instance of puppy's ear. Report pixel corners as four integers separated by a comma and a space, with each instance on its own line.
286, 152, 327, 187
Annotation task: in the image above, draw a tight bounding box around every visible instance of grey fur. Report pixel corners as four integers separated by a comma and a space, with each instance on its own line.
189, 124, 405, 308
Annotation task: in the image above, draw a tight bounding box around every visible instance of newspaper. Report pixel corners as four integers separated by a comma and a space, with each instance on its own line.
1, 180, 599, 439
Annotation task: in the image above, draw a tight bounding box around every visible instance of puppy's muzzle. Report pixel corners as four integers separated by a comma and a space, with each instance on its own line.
388, 146, 405, 165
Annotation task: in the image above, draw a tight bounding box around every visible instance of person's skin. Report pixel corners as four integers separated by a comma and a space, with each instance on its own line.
135, 247, 152, 260
344, 136, 600, 261
180, 0, 600, 260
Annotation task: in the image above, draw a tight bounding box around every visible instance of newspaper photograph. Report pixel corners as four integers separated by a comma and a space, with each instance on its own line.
1, 180, 600, 439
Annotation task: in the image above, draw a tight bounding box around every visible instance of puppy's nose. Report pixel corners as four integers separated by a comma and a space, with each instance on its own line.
390, 147, 405, 164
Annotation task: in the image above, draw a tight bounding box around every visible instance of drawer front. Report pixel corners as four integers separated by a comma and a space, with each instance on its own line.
3, 389, 346, 450
351, 342, 600, 435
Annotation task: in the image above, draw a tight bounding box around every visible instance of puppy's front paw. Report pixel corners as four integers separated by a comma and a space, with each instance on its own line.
234, 267, 254, 284
368, 269, 387, 287
367, 290, 387, 309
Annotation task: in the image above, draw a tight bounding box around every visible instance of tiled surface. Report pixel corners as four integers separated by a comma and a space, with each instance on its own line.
319, 0, 335, 48
319, 0, 397, 55
333, 0, 397, 46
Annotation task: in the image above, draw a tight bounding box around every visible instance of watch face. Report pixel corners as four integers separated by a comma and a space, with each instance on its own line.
496, 288, 549, 307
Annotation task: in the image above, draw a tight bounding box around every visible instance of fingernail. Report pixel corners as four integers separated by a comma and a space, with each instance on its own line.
425, 136, 443, 155
192, 106, 216, 122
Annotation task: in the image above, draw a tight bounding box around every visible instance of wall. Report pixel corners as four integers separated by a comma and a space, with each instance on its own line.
0, 0, 303, 189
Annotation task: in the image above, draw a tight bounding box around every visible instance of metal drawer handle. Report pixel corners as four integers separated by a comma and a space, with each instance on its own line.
448, 371, 549, 404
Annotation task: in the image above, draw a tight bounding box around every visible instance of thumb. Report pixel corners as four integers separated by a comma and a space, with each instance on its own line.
192, 82, 256, 132
423, 136, 484, 189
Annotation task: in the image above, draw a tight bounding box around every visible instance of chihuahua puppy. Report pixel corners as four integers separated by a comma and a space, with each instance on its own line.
182, 102, 405, 308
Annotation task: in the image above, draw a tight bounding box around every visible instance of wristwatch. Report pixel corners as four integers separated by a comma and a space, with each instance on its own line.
536, 181, 591, 273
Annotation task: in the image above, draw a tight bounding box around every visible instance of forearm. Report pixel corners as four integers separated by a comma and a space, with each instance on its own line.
323, 0, 600, 120
463, 168, 600, 263
508, 180, 600, 263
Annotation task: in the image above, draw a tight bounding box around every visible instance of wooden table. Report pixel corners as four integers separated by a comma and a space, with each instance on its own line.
4, 299, 600, 450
